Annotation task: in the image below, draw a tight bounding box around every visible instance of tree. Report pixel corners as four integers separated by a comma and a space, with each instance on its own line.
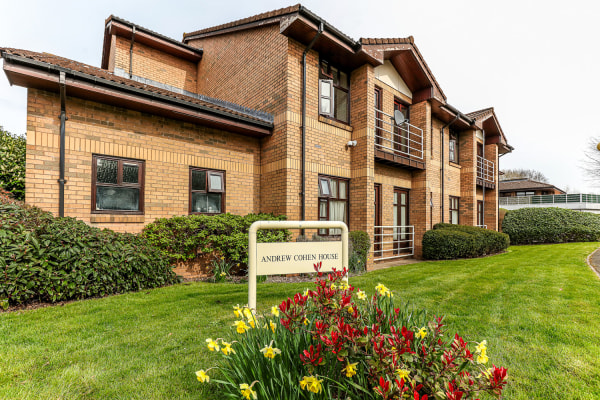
0, 127, 26, 200
499, 168, 549, 183
582, 137, 600, 187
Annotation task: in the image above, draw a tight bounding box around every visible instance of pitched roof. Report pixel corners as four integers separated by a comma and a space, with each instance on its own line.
183, 4, 301, 39
359, 37, 414, 45
466, 107, 494, 120
0, 48, 273, 126
499, 179, 565, 193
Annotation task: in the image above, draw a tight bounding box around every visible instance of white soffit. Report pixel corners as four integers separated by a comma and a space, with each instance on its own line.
374, 60, 412, 99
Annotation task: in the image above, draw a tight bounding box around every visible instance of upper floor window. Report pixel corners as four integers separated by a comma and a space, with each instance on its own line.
318, 175, 349, 235
92, 155, 144, 213
449, 129, 459, 163
319, 60, 349, 123
190, 167, 225, 214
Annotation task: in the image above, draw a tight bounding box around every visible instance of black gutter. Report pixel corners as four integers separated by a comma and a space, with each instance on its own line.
58, 71, 67, 217
301, 22, 323, 230
298, 6, 360, 51
2, 53, 273, 129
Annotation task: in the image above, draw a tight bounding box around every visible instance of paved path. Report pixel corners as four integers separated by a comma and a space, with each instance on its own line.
586, 248, 600, 280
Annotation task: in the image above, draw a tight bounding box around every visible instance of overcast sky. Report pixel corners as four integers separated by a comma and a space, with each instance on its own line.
1, 0, 599, 192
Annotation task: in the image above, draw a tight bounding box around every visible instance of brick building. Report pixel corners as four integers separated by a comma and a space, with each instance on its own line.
1, 5, 511, 266
499, 179, 565, 197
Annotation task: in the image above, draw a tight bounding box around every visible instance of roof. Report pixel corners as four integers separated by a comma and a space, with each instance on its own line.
0, 48, 273, 128
499, 179, 565, 193
466, 107, 494, 120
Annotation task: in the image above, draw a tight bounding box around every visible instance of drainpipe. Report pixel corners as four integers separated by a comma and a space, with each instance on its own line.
300, 22, 323, 234
482, 129, 485, 228
440, 114, 459, 223
129, 26, 136, 78
58, 71, 67, 217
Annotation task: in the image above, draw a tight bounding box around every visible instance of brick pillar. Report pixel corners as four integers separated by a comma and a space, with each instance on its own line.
459, 130, 477, 226
484, 143, 499, 230
350, 65, 375, 269
409, 101, 432, 257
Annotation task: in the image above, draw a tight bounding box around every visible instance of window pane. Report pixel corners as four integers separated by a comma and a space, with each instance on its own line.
191, 192, 207, 213
335, 88, 348, 122
329, 199, 346, 235
209, 173, 223, 192
123, 163, 139, 184
319, 199, 327, 218
331, 66, 338, 85
339, 181, 347, 199
319, 179, 330, 197
330, 179, 337, 198
207, 193, 222, 213
451, 210, 458, 225
96, 186, 139, 211
401, 193, 407, 205
97, 159, 117, 184
192, 170, 206, 191
340, 71, 348, 89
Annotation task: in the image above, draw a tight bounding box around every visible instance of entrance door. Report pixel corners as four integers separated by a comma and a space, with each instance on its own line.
393, 188, 409, 254
374, 184, 382, 257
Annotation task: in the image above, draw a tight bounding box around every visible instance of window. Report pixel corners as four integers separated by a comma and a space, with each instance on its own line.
319, 60, 350, 123
190, 168, 225, 214
394, 99, 410, 154
92, 155, 144, 213
449, 196, 459, 224
449, 129, 459, 163
477, 200, 484, 226
318, 176, 349, 235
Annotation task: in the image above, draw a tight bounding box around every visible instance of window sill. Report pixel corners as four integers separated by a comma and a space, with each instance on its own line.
318, 115, 353, 132
90, 214, 145, 223
449, 162, 461, 169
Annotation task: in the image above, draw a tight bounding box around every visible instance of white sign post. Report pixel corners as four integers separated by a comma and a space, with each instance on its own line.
248, 220, 348, 310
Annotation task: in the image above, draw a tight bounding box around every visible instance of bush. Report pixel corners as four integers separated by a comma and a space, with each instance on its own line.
0, 199, 178, 306
422, 223, 509, 260
0, 128, 26, 200
195, 270, 508, 399
142, 213, 290, 267
502, 207, 600, 244
348, 230, 370, 272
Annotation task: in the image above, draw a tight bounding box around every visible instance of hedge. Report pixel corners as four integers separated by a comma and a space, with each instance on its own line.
142, 213, 290, 266
0, 198, 178, 307
502, 207, 600, 244
422, 223, 509, 260
0, 128, 26, 200
348, 230, 370, 272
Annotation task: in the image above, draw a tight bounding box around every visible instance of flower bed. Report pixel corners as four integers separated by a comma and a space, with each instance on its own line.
196, 265, 508, 399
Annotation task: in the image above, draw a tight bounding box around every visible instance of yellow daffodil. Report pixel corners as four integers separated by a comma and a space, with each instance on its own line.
417, 327, 427, 339
330, 283, 337, 290
240, 383, 257, 399
478, 367, 493, 379
476, 340, 487, 354
206, 338, 220, 352
342, 361, 358, 378
300, 376, 323, 394
303, 317, 310, 326
375, 283, 393, 297
248, 319, 256, 328
243, 307, 254, 320
477, 349, 488, 364
396, 369, 410, 381
303, 288, 310, 296
221, 341, 235, 355
347, 306, 354, 314
220, 272, 226, 276
269, 320, 277, 333
233, 305, 243, 318
271, 306, 280, 317
234, 320, 250, 334
260, 342, 282, 359
357, 290, 367, 301
339, 278, 349, 290
195, 369, 209, 383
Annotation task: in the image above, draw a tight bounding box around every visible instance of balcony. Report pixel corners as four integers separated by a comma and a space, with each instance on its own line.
499, 194, 600, 213
374, 107, 425, 170
476, 156, 495, 189
373, 225, 415, 261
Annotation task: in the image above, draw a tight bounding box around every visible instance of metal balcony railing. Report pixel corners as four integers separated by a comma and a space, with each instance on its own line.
500, 193, 600, 206
374, 107, 423, 160
373, 225, 414, 261
477, 156, 495, 183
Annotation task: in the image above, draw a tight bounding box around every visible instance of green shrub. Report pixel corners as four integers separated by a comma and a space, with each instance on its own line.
348, 230, 370, 272
502, 207, 600, 244
142, 213, 290, 267
422, 223, 509, 260
0, 128, 26, 200
0, 199, 178, 306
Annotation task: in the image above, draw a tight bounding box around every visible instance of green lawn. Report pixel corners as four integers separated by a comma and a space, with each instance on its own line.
1, 243, 600, 399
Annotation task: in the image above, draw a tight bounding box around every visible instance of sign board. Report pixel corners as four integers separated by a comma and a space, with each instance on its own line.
247, 220, 348, 309
256, 241, 342, 275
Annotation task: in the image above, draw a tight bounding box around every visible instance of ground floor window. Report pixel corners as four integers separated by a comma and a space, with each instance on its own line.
190, 167, 225, 214
477, 200, 484, 226
449, 196, 459, 224
318, 175, 348, 235
92, 155, 144, 213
